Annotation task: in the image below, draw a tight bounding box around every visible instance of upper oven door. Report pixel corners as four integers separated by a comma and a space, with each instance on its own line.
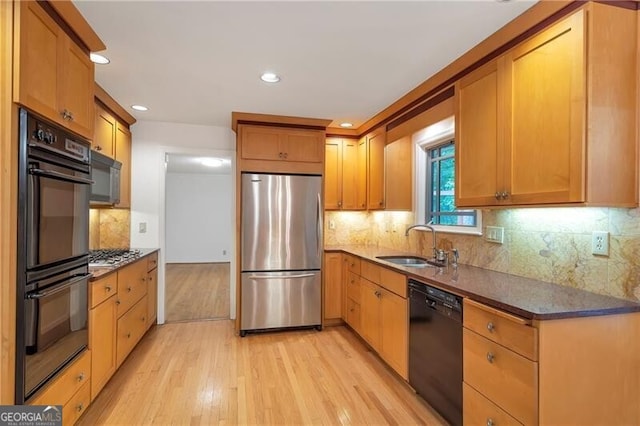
27, 153, 92, 270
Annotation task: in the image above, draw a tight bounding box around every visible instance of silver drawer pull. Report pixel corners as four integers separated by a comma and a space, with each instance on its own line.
487, 418, 494, 426
486, 352, 495, 363
77, 372, 85, 382
76, 403, 83, 412
487, 322, 495, 333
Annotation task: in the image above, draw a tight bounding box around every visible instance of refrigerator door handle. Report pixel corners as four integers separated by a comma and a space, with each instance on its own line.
316, 192, 322, 257
247, 273, 316, 280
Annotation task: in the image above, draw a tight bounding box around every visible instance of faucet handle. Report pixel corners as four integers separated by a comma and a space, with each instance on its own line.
452, 248, 459, 266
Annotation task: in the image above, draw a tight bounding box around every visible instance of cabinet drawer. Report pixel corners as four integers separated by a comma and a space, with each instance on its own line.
116, 260, 147, 317
30, 350, 91, 406
346, 272, 361, 302
463, 382, 523, 426
344, 254, 361, 275
360, 260, 380, 284
116, 296, 148, 367
379, 267, 406, 298
90, 273, 117, 308
346, 298, 361, 333
146, 251, 158, 272
63, 381, 91, 426
464, 299, 538, 360
463, 329, 537, 425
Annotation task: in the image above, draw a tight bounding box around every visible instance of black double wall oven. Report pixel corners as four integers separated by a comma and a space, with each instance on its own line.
16, 109, 92, 403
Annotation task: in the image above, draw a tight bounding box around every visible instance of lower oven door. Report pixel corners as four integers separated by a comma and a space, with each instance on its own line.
23, 267, 89, 400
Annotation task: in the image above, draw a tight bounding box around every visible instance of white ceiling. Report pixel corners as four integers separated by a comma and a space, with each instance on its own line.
74, 0, 537, 130
166, 153, 232, 174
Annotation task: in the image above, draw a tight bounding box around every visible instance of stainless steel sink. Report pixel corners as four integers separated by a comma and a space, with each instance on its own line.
376, 255, 440, 268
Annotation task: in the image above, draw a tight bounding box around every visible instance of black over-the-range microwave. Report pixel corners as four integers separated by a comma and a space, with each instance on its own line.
90, 150, 122, 204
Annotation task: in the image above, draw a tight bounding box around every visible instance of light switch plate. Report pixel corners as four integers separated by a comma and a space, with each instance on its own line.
139, 222, 147, 233
485, 226, 504, 244
591, 231, 609, 256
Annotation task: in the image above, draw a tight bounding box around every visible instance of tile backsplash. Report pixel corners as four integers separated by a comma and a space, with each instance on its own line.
89, 209, 131, 249
325, 207, 640, 302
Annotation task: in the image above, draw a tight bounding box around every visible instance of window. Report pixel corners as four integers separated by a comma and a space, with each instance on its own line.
426, 141, 477, 227
414, 116, 482, 235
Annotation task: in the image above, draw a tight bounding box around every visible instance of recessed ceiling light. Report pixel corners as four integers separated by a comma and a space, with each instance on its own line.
90, 53, 110, 64
260, 72, 280, 83
200, 158, 224, 167
131, 105, 148, 111
340, 122, 353, 128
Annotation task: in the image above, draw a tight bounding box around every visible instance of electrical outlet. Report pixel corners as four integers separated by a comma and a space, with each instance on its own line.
328, 220, 336, 230
485, 226, 504, 244
139, 222, 147, 233
591, 231, 609, 256
223, 249, 227, 255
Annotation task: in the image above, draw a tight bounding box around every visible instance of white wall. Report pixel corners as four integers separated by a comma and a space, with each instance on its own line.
129, 120, 236, 323
165, 173, 232, 263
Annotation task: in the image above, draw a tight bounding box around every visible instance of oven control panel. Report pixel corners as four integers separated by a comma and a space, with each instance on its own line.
27, 113, 90, 164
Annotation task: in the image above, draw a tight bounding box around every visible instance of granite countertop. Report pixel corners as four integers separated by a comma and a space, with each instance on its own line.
89, 248, 159, 281
326, 245, 640, 320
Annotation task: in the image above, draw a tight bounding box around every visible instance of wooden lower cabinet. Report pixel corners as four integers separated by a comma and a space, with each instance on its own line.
89, 295, 117, 400
30, 350, 91, 423
323, 252, 343, 321
117, 296, 149, 368
146, 267, 158, 329
336, 253, 408, 380
463, 299, 640, 425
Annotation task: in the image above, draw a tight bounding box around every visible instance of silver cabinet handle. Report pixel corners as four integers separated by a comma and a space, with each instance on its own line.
105, 285, 112, 292
487, 322, 495, 333
76, 403, 83, 412
486, 352, 495, 363
495, 192, 500, 200
487, 419, 494, 426
500, 191, 509, 199
77, 372, 85, 382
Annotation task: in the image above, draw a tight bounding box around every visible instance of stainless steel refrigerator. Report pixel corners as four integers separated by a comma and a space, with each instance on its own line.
240, 173, 322, 335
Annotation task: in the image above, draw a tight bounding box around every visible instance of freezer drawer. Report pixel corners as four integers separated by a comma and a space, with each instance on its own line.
241, 271, 321, 332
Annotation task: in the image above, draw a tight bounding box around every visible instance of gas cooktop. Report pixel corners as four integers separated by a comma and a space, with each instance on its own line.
89, 249, 141, 267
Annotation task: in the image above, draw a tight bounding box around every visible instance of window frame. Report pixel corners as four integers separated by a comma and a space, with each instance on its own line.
413, 117, 483, 236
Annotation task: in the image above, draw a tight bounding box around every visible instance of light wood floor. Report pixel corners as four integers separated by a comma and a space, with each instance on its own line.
165, 263, 230, 322
78, 321, 445, 425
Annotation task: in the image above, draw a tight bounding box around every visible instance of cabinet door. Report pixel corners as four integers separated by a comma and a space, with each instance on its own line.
94, 104, 116, 158
90, 296, 117, 400
380, 288, 408, 379
240, 125, 282, 161
324, 139, 342, 210
456, 60, 502, 207
282, 130, 324, 163
116, 296, 148, 368
146, 268, 157, 329
503, 11, 585, 205
360, 278, 381, 350
367, 131, 386, 210
323, 252, 342, 320
115, 123, 131, 208
14, 1, 61, 121
341, 139, 359, 210
384, 136, 412, 210
59, 37, 94, 139
356, 137, 367, 210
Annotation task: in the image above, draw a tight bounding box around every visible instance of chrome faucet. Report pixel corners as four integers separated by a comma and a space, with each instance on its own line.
405, 222, 437, 259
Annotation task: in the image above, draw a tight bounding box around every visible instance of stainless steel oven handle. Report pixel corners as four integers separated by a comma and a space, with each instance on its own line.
27, 273, 91, 299
247, 273, 316, 280
29, 168, 94, 185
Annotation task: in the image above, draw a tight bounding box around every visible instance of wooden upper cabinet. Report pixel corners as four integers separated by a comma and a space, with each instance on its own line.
456, 5, 637, 208
456, 60, 501, 207
384, 136, 412, 211
240, 125, 324, 163
14, 1, 94, 139
356, 137, 367, 209
115, 123, 132, 208
367, 130, 385, 210
324, 138, 360, 211
504, 10, 585, 205
94, 104, 116, 157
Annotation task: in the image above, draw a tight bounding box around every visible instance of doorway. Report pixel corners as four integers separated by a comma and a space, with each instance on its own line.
164, 153, 233, 322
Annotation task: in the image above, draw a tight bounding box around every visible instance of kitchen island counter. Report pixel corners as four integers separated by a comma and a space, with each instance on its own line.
326, 245, 640, 320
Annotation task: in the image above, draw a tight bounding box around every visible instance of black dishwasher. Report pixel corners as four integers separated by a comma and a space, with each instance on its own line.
409, 279, 463, 426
